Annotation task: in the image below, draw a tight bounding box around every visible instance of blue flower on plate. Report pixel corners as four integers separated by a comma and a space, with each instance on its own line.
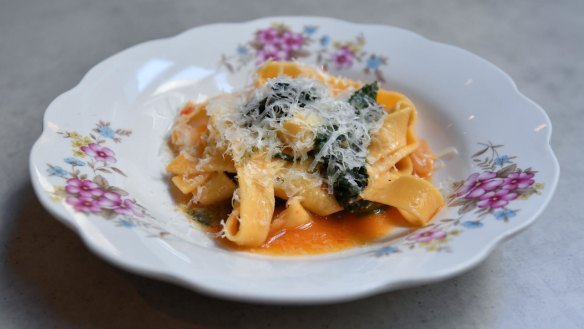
366, 55, 382, 70
47, 165, 68, 177
64, 157, 85, 166
374, 245, 400, 256
494, 155, 511, 167
320, 35, 330, 47
237, 45, 248, 55
98, 126, 116, 139
495, 209, 516, 221
303, 25, 318, 36
461, 221, 483, 229
118, 219, 136, 228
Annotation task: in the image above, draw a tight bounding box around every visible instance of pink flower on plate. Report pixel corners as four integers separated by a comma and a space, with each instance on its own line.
98, 191, 144, 217
256, 47, 291, 64
256, 28, 280, 45
332, 46, 356, 70
501, 172, 535, 190
81, 143, 116, 163
66, 196, 102, 213
280, 31, 303, 51
114, 199, 144, 217
458, 172, 502, 199
407, 229, 447, 243
97, 191, 123, 209
65, 178, 103, 198
265, 43, 290, 58
477, 189, 518, 209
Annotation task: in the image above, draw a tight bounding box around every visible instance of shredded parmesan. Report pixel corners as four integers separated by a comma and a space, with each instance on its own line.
204, 75, 385, 194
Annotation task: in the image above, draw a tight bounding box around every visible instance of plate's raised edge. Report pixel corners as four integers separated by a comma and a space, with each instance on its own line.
29, 16, 560, 304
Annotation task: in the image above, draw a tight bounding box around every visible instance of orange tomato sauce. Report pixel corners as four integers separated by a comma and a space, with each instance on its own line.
217, 206, 415, 255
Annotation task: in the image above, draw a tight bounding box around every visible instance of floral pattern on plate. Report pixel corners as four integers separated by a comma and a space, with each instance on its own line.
374, 142, 544, 256
46, 121, 169, 236
219, 23, 388, 81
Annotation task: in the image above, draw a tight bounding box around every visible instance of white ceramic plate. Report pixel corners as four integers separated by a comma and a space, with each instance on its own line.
30, 17, 559, 304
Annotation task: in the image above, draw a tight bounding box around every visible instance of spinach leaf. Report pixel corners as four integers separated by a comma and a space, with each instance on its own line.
297, 87, 319, 108
311, 128, 334, 157
343, 199, 385, 215
242, 82, 321, 126
188, 206, 231, 226
348, 81, 378, 112
310, 81, 386, 214
332, 167, 368, 204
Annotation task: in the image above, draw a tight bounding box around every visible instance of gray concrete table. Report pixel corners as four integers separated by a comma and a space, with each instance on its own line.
1, 0, 583, 328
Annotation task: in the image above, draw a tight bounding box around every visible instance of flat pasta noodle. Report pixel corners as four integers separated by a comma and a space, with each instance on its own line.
166, 151, 199, 175
360, 175, 444, 226
193, 172, 237, 206
273, 160, 343, 216
171, 173, 211, 194
367, 107, 418, 165
166, 61, 445, 250
256, 61, 361, 94
170, 101, 209, 155
223, 154, 275, 246
269, 197, 313, 235
394, 156, 414, 175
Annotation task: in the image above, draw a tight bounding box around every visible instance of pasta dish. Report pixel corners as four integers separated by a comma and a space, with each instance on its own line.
166, 61, 444, 254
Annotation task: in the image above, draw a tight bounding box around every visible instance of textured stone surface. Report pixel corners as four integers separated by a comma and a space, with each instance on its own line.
1, 0, 583, 328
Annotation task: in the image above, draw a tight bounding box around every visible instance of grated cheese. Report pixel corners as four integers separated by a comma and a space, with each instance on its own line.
204, 75, 385, 194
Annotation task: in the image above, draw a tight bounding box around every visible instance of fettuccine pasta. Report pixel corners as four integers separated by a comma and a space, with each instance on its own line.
167, 61, 444, 253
